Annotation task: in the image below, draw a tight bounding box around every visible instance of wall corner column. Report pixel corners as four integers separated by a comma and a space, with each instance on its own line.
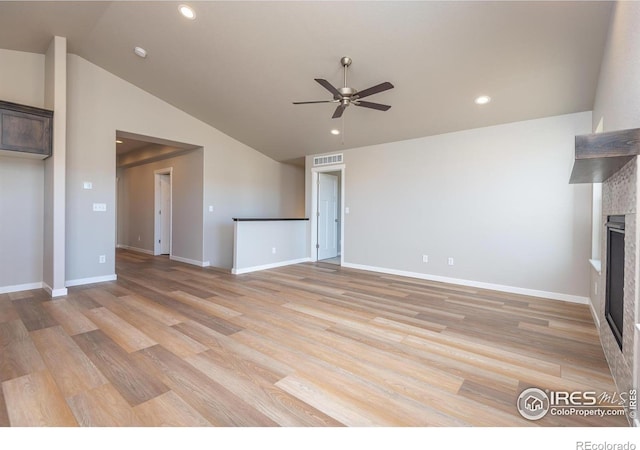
43, 36, 67, 297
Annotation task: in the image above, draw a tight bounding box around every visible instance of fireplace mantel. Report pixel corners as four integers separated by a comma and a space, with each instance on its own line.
569, 127, 640, 183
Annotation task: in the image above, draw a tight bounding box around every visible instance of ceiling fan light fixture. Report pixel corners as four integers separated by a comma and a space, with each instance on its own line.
179, 4, 196, 20
330, 129, 340, 135
475, 95, 491, 105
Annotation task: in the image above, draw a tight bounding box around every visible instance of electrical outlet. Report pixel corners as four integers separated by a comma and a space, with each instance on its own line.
99, 255, 106, 264
92, 203, 107, 212
83, 181, 93, 190
208, 205, 214, 212
448, 257, 454, 266
422, 255, 428, 263
272, 247, 277, 254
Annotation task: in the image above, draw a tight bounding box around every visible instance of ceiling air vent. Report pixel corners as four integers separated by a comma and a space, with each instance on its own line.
313, 153, 343, 166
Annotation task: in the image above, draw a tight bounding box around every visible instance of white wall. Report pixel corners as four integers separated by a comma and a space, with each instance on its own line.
0, 158, 43, 290
592, 2, 640, 132
307, 112, 593, 300
66, 54, 304, 282
233, 220, 309, 274
117, 150, 204, 263
0, 49, 45, 291
0, 48, 44, 107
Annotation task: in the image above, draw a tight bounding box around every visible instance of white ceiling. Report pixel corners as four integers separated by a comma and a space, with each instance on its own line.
0, 1, 612, 163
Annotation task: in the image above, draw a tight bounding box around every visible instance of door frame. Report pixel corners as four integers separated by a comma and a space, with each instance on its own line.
310, 164, 345, 264
154, 167, 173, 256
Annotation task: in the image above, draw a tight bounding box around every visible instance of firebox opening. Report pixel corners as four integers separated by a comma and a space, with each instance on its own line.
605, 215, 625, 351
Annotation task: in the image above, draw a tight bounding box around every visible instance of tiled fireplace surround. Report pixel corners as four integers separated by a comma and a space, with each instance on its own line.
599, 157, 639, 425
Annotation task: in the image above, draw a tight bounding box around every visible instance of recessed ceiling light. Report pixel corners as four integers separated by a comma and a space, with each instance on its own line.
330, 129, 340, 135
474, 95, 491, 105
179, 4, 196, 20
133, 47, 147, 58
116, 140, 123, 144
133, 46, 147, 58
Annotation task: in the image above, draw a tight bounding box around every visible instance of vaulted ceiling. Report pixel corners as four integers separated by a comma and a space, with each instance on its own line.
0, 1, 612, 163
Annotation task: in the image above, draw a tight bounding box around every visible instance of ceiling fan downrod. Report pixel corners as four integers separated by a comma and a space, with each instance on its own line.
341, 56, 352, 89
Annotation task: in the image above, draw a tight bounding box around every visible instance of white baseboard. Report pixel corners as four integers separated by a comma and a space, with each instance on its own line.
43, 283, 68, 297
0, 281, 44, 295
170, 255, 210, 267
232, 257, 311, 275
66, 274, 117, 287
341, 262, 590, 305
117, 245, 154, 255
588, 298, 601, 329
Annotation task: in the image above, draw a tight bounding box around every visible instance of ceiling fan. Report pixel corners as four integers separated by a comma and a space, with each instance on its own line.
293, 57, 394, 119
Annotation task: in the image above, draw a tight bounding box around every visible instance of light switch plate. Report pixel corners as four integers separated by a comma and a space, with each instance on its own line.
83, 181, 93, 190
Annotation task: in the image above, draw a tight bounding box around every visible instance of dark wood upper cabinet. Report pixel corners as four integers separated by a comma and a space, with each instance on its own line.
0, 100, 53, 159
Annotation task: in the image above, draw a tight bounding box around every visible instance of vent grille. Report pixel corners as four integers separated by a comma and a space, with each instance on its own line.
313, 154, 343, 166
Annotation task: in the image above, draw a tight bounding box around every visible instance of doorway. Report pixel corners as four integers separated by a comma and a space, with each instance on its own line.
318, 172, 339, 262
311, 165, 345, 265
154, 168, 173, 256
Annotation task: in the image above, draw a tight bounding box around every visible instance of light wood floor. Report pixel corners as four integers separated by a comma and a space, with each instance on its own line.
0, 249, 628, 426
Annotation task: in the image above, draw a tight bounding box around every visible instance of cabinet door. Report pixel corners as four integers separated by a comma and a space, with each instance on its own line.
0, 107, 52, 157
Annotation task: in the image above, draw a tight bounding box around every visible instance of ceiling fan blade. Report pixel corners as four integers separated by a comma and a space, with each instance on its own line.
292, 100, 333, 104
354, 100, 391, 111
332, 104, 346, 119
355, 81, 394, 99
315, 78, 342, 99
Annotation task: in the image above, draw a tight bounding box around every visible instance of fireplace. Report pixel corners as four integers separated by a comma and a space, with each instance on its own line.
605, 215, 625, 350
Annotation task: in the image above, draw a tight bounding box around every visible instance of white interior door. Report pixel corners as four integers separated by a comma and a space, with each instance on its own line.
159, 173, 171, 255
317, 173, 338, 260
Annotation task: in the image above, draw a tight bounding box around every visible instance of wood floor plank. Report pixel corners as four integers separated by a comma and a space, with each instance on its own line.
169, 290, 242, 319
115, 277, 240, 332
274, 374, 395, 426
235, 313, 465, 395
402, 334, 600, 393
168, 291, 243, 335
134, 391, 211, 427
7, 290, 34, 301
518, 321, 601, 344
42, 299, 98, 336
67, 383, 143, 427
372, 316, 562, 376
172, 320, 294, 379
2, 370, 78, 426
0, 319, 46, 382
185, 349, 343, 426
73, 330, 169, 406
12, 297, 58, 331
0, 297, 19, 324
0, 382, 9, 427
30, 326, 108, 398
119, 294, 186, 326
134, 344, 278, 426
234, 329, 465, 426
84, 307, 157, 353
